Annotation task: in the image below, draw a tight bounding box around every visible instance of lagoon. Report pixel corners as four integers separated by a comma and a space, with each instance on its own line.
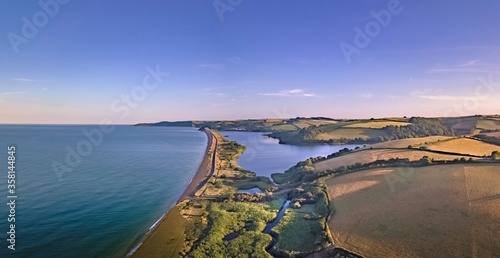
221, 131, 361, 178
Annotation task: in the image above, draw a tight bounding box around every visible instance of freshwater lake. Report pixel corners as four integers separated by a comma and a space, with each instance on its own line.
221, 131, 361, 178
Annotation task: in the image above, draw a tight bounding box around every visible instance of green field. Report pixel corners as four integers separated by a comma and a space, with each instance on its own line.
424, 137, 499, 156
476, 118, 500, 130
314, 148, 476, 172
367, 136, 454, 149
272, 208, 326, 255
293, 119, 338, 129
445, 116, 480, 134
343, 121, 410, 129
228, 176, 275, 192
314, 128, 388, 140
272, 189, 331, 256
269, 123, 299, 131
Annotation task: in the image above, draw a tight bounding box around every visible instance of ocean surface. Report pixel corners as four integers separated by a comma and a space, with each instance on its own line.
0, 125, 207, 258
221, 131, 361, 178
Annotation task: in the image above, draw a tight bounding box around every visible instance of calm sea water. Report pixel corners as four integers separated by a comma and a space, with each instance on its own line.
221, 131, 361, 178
0, 125, 207, 258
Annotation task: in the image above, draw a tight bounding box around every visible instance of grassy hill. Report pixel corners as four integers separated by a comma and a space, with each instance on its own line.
268, 117, 457, 145
366, 136, 454, 149
422, 137, 500, 156
267, 130, 499, 257
272, 134, 499, 184
443, 116, 480, 135
477, 118, 500, 130
292, 118, 339, 129
313, 148, 479, 172
326, 164, 500, 257
343, 120, 410, 128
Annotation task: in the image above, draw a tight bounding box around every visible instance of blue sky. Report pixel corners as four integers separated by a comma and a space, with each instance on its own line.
1, 0, 499, 124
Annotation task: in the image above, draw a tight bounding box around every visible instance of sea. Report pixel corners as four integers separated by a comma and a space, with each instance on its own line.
0, 125, 207, 258
0, 125, 359, 258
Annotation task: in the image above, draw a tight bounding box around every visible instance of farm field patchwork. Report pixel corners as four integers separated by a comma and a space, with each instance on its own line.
270, 124, 299, 131
424, 137, 499, 156
293, 119, 338, 129
366, 136, 454, 149
482, 132, 500, 137
476, 119, 500, 130
343, 121, 410, 129
314, 128, 387, 140
326, 164, 500, 257
314, 149, 475, 172
447, 116, 480, 133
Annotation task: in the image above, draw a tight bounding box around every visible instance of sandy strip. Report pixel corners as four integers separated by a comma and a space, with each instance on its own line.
177, 128, 216, 202
129, 128, 216, 257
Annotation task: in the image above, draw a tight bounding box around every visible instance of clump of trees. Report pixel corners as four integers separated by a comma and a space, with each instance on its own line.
381, 117, 455, 141
288, 187, 319, 205
219, 140, 246, 162
232, 192, 274, 202
326, 147, 353, 159
272, 156, 325, 184
491, 151, 500, 160
419, 156, 433, 166
188, 202, 275, 257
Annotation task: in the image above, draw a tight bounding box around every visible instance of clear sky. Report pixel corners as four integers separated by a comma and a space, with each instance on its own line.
1, 0, 499, 124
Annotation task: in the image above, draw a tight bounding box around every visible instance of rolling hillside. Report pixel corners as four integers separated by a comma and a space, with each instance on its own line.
326, 164, 500, 257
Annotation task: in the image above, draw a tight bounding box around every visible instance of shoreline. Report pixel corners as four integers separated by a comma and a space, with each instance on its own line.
177, 128, 216, 202
128, 128, 216, 257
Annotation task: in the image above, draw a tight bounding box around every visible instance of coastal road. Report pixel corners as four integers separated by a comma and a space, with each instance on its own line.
177, 128, 217, 202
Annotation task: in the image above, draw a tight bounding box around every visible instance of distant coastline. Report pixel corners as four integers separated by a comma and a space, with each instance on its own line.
135, 115, 500, 146
136, 121, 197, 127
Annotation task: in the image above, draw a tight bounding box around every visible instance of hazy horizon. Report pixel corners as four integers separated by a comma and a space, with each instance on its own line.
1, 1, 499, 124
2, 114, 500, 126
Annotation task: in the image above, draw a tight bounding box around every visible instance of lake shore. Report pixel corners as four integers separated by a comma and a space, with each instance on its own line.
128, 128, 216, 257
